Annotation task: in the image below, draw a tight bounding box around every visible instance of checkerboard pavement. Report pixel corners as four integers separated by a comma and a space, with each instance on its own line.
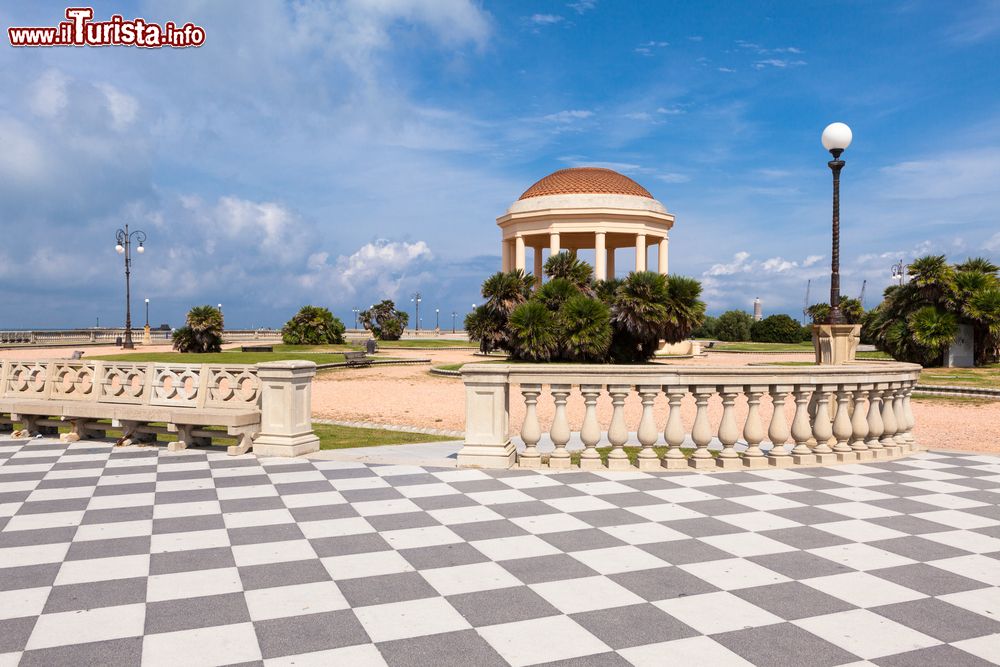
1, 438, 999, 666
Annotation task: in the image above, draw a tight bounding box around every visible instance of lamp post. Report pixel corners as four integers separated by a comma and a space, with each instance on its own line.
144, 298, 150, 328
143, 298, 151, 345
452, 311, 457, 333
821, 122, 852, 324
114, 224, 146, 350
890, 259, 906, 286
352, 307, 360, 330
435, 308, 440, 330
411, 292, 421, 333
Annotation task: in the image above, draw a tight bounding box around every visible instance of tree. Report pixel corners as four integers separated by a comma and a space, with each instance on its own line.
172, 305, 224, 353
609, 272, 704, 362
715, 310, 753, 342
751, 314, 804, 343
281, 306, 345, 345
544, 252, 595, 295
662, 275, 706, 344
466, 270, 535, 353
691, 315, 718, 339
508, 301, 558, 361
558, 294, 612, 362
464, 306, 505, 354
360, 300, 409, 341
806, 297, 863, 324
867, 255, 1000, 366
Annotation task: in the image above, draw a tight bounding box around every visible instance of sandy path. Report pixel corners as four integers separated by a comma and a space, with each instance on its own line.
312, 349, 1000, 454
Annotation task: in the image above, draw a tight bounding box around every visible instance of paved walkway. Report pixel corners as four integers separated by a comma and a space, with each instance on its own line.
1, 438, 999, 666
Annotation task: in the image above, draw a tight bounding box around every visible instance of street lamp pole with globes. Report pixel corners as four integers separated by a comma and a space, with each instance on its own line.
114, 224, 146, 350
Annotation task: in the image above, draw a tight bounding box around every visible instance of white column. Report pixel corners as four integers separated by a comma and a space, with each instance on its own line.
607, 248, 615, 279
595, 232, 607, 281
501, 239, 510, 272
635, 234, 646, 272
533, 247, 543, 287
658, 236, 669, 275
515, 235, 526, 272
549, 232, 560, 256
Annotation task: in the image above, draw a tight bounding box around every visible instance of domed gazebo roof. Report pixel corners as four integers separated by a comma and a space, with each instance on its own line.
518, 167, 654, 200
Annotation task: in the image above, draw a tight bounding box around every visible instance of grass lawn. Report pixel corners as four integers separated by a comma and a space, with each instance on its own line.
919, 365, 1000, 389
313, 422, 458, 449
713, 341, 814, 352
375, 339, 475, 348
92, 351, 347, 365
434, 363, 464, 372
911, 393, 994, 406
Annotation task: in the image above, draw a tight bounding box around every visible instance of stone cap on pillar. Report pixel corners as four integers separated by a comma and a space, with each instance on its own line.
256, 360, 318, 379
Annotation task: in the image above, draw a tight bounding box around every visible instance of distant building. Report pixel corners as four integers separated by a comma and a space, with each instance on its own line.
753, 297, 762, 321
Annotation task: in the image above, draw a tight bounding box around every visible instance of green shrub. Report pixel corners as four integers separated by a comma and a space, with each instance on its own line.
751, 314, 804, 343
509, 301, 558, 361
282, 306, 345, 345
360, 300, 409, 341
558, 294, 612, 362
172, 305, 224, 353
715, 310, 753, 342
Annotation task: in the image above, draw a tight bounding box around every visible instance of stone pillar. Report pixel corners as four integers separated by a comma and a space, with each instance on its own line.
635, 234, 647, 272
658, 237, 669, 275
501, 239, 510, 272
515, 235, 526, 272
253, 361, 321, 457
549, 232, 560, 257
595, 232, 607, 281
457, 369, 515, 469
607, 248, 615, 279
813, 324, 862, 365
533, 247, 543, 287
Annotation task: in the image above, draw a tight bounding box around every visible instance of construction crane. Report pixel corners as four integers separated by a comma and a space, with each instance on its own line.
858, 280, 867, 310
802, 279, 811, 325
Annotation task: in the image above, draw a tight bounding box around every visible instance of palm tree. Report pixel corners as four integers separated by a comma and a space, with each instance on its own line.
508, 301, 558, 361
558, 295, 612, 362
535, 278, 580, 311
662, 275, 706, 343
544, 252, 595, 294
172, 305, 224, 353
909, 306, 958, 362
610, 272, 671, 361
482, 270, 534, 316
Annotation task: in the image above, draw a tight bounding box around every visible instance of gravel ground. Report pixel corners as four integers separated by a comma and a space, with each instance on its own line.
7, 345, 997, 454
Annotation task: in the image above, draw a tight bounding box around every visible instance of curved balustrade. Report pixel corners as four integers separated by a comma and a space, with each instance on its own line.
457, 362, 921, 470
0, 329, 281, 346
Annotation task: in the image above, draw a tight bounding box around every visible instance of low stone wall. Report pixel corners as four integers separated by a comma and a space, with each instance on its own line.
458, 362, 922, 470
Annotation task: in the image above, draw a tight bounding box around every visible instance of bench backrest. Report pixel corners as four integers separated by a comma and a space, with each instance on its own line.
0, 360, 261, 411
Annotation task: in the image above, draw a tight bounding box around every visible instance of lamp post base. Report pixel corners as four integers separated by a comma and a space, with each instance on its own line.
813, 324, 861, 365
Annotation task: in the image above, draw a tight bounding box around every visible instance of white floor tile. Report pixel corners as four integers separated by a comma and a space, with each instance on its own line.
394, 483, 460, 499
510, 513, 592, 535
531, 575, 644, 613
231, 539, 317, 567
914, 509, 998, 530
568, 545, 670, 574
426, 505, 503, 525
679, 558, 789, 590
478, 615, 610, 667
263, 643, 387, 667
921, 529, 1000, 554
928, 554, 1000, 586
151, 500, 221, 519
380, 525, 463, 550
654, 591, 782, 634
26, 603, 145, 650
86, 492, 155, 510
803, 571, 926, 607
298, 517, 375, 539
73, 519, 152, 542
421, 561, 521, 596
699, 532, 797, 558
715, 511, 802, 533
277, 491, 346, 508
244, 581, 348, 621
352, 498, 422, 517
938, 588, 1000, 621
541, 495, 616, 513
322, 551, 415, 580
951, 633, 1000, 664
353, 597, 470, 643
141, 622, 261, 667
146, 567, 244, 602
55, 554, 149, 585
813, 519, 908, 543
0, 587, 49, 621
600, 521, 688, 545
470, 535, 561, 561
4, 510, 86, 531
620, 635, 754, 667
149, 529, 231, 554
0, 542, 69, 567
626, 502, 705, 522
466, 489, 535, 505
808, 542, 916, 570
795, 609, 940, 660
222, 508, 295, 529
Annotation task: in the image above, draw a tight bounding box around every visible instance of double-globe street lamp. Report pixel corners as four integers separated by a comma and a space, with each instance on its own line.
411, 292, 422, 333
114, 224, 146, 350
821, 122, 853, 325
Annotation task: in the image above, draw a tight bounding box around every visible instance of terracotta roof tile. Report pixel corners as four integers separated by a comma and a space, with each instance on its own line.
518, 167, 653, 200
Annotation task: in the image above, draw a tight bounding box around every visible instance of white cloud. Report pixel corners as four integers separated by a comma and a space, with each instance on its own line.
29, 70, 69, 118
656, 173, 690, 184
717, 67, 736, 73
656, 107, 685, 115
567, 0, 597, 14
542, 109, 594, 123
761, 257, 796, 272
528, 14, 564, 25
706, 251, 752, 276
98, 84, 139, 130
985, 232, 1000, 252
302, 239, 433, 300
753, 59, 807, 69
803, 255, 823, 267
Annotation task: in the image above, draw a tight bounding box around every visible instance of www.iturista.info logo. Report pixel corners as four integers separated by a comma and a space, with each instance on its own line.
8, 7, 206, 48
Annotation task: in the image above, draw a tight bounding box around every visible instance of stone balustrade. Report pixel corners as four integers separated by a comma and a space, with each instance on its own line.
0, 358, 318, 456
458, 362, 921, 470
0, 328, 282, 346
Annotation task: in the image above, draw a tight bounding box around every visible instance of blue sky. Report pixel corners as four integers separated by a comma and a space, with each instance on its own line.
1, 1, 998, 329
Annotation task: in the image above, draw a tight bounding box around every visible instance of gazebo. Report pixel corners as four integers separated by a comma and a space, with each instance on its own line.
497, 167, 674, 284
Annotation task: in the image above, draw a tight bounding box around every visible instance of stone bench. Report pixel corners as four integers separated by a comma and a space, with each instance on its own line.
343, 351, 371, 367
0, 359, 319, 457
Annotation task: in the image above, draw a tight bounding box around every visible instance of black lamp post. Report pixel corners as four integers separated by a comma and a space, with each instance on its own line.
411, 292, 421, 333
435, 308, 440, 330
144, 298, 150, 327
114, 224, 146, 349
821, 122, 853, 325
890, 259, 906, 286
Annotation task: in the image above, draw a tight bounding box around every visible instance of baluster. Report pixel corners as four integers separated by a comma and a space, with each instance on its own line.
549, 384, 572, 469
767, 385, 792, 467
880, 382, 900, 455
606, 384, 631, 470
892, 384, 910, 452
811, 384, 836, 464
866, 386, 885, 458
790, 385, 816, 464
579, 384, 603, 471
689, 385, 716, 469
742, 385, 767, 469
636, 385, 661, 471
716, 386, 741, 469
902, 381, 917, 450
850, 385, 872, 461
833, 385, 856, 462
518, 384, 542, 468
662, 386, 687, 469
